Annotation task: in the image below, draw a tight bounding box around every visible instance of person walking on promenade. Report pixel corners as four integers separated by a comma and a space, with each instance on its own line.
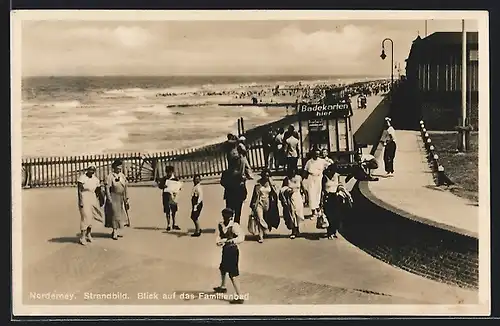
321, 148, 334, 166
248, 169, 280, 243
224, 133, 239, 169
157, 165, 183, 231
380, 117, 397, 176
345, 152, 379, 182
190, 174, 204, 237
304, 148, 328, 218
262, 127, 275, 170
273, 127, 285, 171
213, 208, 245, 304
77, 164, 104, 245
322, 163, 350, 239
284, 129, 300, 177
105, 159, 130, 240
221, 145, 253, 224
279, 170, 305, 239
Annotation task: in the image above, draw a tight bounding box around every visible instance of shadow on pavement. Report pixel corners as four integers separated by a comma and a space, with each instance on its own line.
163, 228, 217, 238
49, 232, 112, 244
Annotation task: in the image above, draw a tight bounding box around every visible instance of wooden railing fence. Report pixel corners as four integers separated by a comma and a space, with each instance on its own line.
21, 139, 267, 188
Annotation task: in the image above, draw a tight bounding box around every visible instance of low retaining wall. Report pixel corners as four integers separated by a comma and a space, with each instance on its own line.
342, 184, 479, 289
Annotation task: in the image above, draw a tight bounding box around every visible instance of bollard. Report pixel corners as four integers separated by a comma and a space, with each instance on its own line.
419, 120, 424, 125
433, 154, 439, 161
424, 132, 429, 138
429, 145, 434, 151
437, 165, 446, 186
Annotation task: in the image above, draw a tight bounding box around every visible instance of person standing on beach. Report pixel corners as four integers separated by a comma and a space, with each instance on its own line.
105, 159, 130, 240
77, 164, 104, 245
157, 165, 183, 231
190, 174, 204, 237
213, 208, 245, 304
380, 117, 397, 176
284, 129, 300, 177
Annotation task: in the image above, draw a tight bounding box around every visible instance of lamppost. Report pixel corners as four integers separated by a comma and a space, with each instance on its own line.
380, 38, 394, 90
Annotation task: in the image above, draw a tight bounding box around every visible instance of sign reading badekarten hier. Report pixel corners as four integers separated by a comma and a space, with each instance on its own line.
298, 102, 352, 119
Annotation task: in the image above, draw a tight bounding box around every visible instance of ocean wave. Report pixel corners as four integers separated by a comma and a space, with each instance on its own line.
22, 100, 83, 108
133, 104, 173, 116
240, 106, 269, 118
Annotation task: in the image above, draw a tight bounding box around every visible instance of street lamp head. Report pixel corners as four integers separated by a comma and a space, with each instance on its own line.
380, 49, 387, 60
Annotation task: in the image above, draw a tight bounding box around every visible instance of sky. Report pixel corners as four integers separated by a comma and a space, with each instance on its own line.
20, 19, 479, 77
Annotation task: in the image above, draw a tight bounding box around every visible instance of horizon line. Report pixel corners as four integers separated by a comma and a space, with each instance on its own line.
22, 73, 389, 78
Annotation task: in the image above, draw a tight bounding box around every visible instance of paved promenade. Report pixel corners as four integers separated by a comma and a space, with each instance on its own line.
362, 130, 479, 239
21, 177, 477, 306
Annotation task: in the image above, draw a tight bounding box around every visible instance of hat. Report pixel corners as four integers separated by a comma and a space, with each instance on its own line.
385, 117, 392, 122
86, 164, 97, 171
238, 136, 246, 141
221, 208, 234, 217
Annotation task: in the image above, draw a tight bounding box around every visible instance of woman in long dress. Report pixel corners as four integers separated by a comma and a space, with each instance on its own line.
280, 172, 305, 239
77, 164, 104, 245
105, 159, 129, 240
304, 149, 328, 218
249, 169, 279, 243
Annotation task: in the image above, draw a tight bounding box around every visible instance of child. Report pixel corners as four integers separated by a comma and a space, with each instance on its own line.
157, 165, 183, 231
190, 174, 204, 237
213, 208, 245, 304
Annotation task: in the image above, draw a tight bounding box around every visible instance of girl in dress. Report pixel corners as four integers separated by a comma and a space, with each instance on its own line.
248, 169, 279, 243
77, 164, 104, 245
190, 174, 204, 237
304, 149, 328, 218
105, 159, 129, 240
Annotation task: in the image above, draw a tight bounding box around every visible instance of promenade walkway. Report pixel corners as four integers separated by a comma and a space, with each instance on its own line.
21, 177, 477, 306
362, 130, 479, 239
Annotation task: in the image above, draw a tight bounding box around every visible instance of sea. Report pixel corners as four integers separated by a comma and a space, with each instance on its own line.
21, 75, 379, 158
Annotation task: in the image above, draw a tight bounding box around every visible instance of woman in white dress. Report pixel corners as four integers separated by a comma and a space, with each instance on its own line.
304, 149, 328, 218
77, 164, 104, 245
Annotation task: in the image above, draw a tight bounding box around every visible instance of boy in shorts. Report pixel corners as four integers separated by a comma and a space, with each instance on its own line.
213, 208, 245, 304
158, 165, 183, 231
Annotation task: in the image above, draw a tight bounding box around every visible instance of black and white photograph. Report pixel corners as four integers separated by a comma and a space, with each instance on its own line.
11, 10, 490, 316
